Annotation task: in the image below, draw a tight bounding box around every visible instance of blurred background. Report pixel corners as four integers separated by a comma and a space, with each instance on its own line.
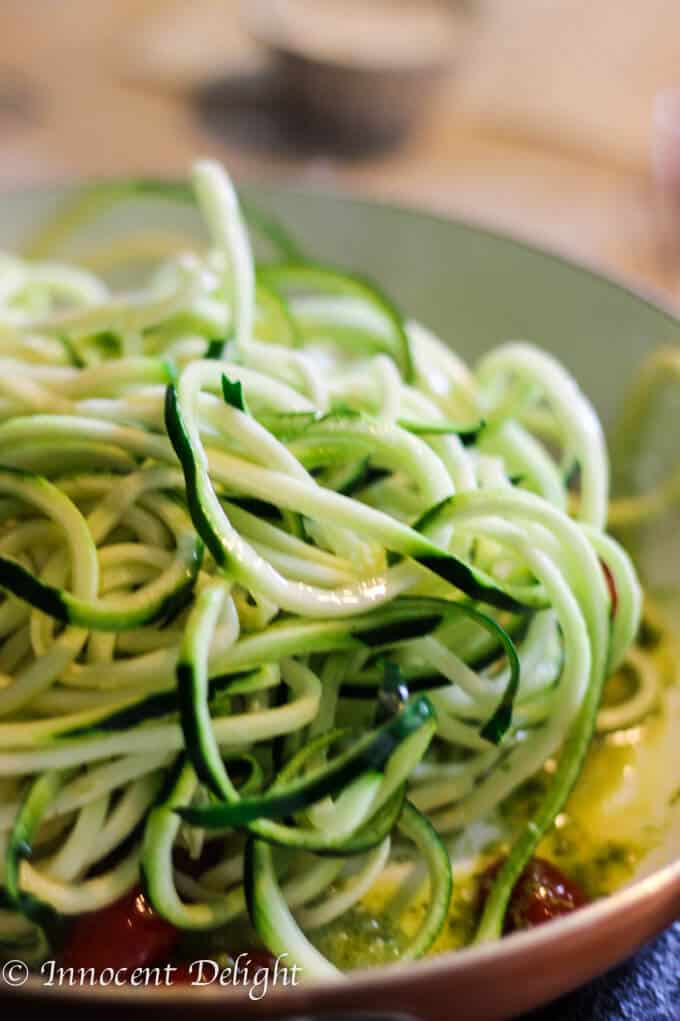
2, 0, 680, 297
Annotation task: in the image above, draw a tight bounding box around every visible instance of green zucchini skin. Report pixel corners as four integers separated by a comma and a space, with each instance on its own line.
243, 798, 452, 972
6, 771, 63, 928
415, 553, 523, 613
396, 800, 453, 959
257, 261, 415, 383
141, 758, 406, 931
0, 464, 202, 631
177, 695, 435, 828
245, 783, 408, 856
12, 599, 518, 750
354, 598, 521, 744
243, 834, 342, 980
398, 418, 485, 444
175, 580, 240, 803
261, 409, 484, 447
0, 535, 203, 632
165, 382, 228, 569
0, 558, 67, 621
60, 669, 258, 740
25, 176, 302, 262
173, 596, 519, 816
357, 615, 445, 648
166, 379, 526, 615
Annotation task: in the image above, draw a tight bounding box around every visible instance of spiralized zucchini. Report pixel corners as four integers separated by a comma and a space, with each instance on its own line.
0, 160, 648, 975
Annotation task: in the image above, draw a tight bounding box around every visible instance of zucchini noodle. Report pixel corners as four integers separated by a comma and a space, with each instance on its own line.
608, 347, 680, 527
0, 160, 651, 974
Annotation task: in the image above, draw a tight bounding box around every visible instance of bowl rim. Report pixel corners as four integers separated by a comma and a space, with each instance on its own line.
12, 855, 680, 1005
243, 176, 680, 323
3, 171, 679, 326
0, 176, 678, 1006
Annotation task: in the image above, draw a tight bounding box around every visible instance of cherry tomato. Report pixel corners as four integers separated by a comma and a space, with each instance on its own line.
600, 559, 618, 618
238, 949, 277, 971
478, 856, 588, 933
167, 963, 195, 985
60, 885, 179, 973
166, 950, 276, 987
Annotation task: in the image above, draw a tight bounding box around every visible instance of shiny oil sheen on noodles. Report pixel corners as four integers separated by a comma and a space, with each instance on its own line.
0, 161, 661, 979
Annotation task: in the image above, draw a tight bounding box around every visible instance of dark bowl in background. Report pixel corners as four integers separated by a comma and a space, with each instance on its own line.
244, 0, 465, 149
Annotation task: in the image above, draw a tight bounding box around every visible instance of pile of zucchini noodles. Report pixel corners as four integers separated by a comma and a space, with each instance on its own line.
0, 161, 649, 977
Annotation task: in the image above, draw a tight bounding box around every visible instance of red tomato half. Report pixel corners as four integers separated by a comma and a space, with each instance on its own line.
478, 856, 589, 933
168, 950, 277, 986
60, 886, 179, 973
236, 949, 277, 972
166, 964, 195, 985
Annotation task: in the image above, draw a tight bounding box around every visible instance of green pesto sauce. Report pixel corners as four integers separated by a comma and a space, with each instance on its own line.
310, 622, 679, 969
311, 865, 479, 966
177, 614, 678, 972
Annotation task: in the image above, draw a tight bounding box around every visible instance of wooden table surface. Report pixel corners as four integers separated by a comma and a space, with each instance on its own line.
2, 0, 679, 305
